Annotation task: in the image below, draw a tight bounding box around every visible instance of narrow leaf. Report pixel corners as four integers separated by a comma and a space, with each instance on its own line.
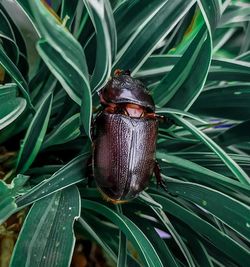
16, 93, 53, 174
82, 200, 164, 267
169, 114, 250, 185
10, 186, 80, 267
16, 152, 90, 208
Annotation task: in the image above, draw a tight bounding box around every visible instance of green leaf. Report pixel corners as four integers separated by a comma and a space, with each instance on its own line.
77, 216, 117, 263
157, 152, 249, 191
191, 83, 250, 120
163, 180, 250, 241
156, 108, 207, 124
10, 186, 80, 267
82, 200, 164, 267
0, 175, 29, 224
0, 83, 27, 131
138, 192, 163, 209
36, 41, 83, 103
113, 0, 196, 74
166, 37, 211, 110
30, 0, 92, 137
29, 0, 89, 80
0, 46, 33, 109
219, 6, 250, 27
43, 113, 80, 149
0, 8, 19, 65
114, 0, 166, 52
116, 205, 127, 267
197, 0, 221, 34
128, 210, 179, 267
175, 224, 214, 267
215, 120, 250, 147
152, 24, 207, 107
150, 193, 250, 266
16, 152, 90, 208
60, 0, 78, 27
83, 0, 117, 91
151, 206, 196, 267
168, 113, 250, 186
37, 40, 92, 139
16, 93, 53, 174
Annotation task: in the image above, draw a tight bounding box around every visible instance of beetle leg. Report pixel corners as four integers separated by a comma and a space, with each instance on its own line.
154, 161, 168, 192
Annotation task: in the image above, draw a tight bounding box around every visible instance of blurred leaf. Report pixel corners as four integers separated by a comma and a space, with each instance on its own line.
156, 108, 207, 124
166, 37, 211, 110
10, 186, 80, 267
60, 0, 78, 27
174, 224, 214, 267
114, 0, 166, 52
0, 8, 19, 65
219, 5, 250, 27
128, 210, 179, 267
16, 93, 53, 174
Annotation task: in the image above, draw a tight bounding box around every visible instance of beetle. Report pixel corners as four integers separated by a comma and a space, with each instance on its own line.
92, 70, 166, 203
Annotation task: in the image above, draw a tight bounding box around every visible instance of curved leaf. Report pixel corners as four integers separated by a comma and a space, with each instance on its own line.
152, 24, 206, 107
43, 113, 80, 149
16, 152, 90, 208
0, 83, 27, 131
16, 93, 53, 174
0, 175, 28, 224
168, 113, 250, 185
113, 0, 196, 74
82, 200, 164, 267
10, 186, 80, 267
83, 0, 116, 91
150, 193, 250, 266
0, 46, 33, 109
30, 0, 92, 137
162, 180, 250, 241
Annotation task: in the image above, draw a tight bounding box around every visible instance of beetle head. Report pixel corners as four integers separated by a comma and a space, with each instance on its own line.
99, 70, 155, 111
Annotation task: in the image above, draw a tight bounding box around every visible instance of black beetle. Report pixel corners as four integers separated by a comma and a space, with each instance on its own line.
92, 70, 165, 203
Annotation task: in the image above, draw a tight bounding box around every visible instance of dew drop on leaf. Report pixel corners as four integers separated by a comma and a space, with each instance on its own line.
202, 200, 207, 206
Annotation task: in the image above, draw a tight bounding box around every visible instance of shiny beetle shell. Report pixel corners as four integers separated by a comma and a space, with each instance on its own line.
93, 73, 158, 202
99, 74, 155, 111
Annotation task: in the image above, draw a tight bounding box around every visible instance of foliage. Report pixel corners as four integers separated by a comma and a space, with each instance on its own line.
0, 0, 250, 266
